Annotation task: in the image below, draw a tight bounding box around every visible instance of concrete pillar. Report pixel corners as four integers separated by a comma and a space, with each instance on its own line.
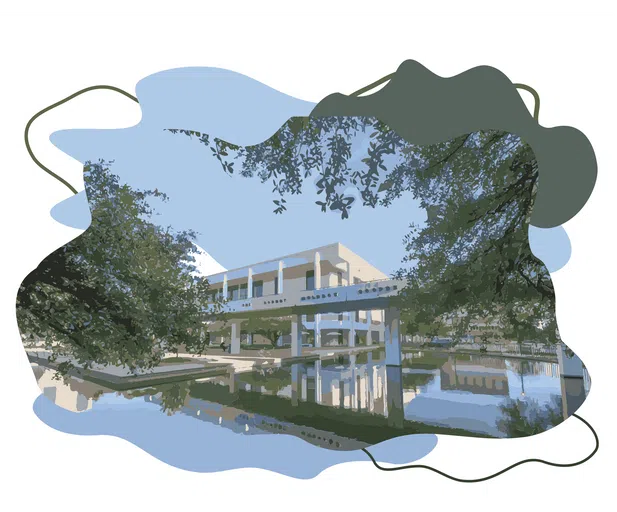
558, 343, 587, 419
291, 364, 301, 406
314, 251, 321, 290
384, 307, 402, 366
346, 262, 352, 285
385, 365, 404, 428
314, 314, 321, 348
230, 320, 241, 354
301, 373, 308, 401
349, 314, 356, 347
366, 310, 373, 346
314, 360, 323, 404
228, 367, 236, 393
247, 268, 253, 299
278, 260, 284, 294
222, 273, 228, 299
291, 314, 302, 357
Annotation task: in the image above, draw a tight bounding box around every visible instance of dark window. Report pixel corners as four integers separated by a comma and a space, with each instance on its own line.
306, 314, 315, 322
306, 270, 315, 291
274, 277, 279, 295
337, 271, 343, 286
253, 280, 263, 298
353, 277, 362, 285
229, 285, 239, 300
239, 283, 248, 300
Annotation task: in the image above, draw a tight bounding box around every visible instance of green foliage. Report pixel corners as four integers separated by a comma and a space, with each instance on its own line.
17, 161, 223, 375
497, 396, 563, 437
173, 118, 558, 345
243, 316, 292, 345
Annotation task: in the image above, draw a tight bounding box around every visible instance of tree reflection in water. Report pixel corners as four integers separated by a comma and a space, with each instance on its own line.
497, 395, 563, 437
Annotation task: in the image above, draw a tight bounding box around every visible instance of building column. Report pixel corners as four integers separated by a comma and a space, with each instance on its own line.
291, 364, 301, 406
385, 365, 404, 428
247, 268, 253, 299
366, 310, 373, 346
230, 320, 241, 355
349, 313, 356, 347
558, 342, 587, 420
346, 262, 352, 285
349, 354, 357, 410
384, 307, 402, 366
228, 367, 236, 393
222, 273, 228, 299
314, 314, 321, 348
278, 260, 284, 294
314, 251, 321, 290
291, 314, 302, 357
314, 360, 323, 404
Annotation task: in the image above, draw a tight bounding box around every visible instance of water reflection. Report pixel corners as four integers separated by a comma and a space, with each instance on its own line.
32, 348, 587, 445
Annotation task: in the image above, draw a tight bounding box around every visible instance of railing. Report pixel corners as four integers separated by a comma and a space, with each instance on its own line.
206, 278, 405, 315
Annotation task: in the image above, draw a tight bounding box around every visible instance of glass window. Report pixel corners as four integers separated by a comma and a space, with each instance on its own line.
306, 270, 315, 291
229, 285, 239, 300
239, 283, 248, 300
253, 280, 263, 298
274, 276, 279, 295
337, 271, 343, 286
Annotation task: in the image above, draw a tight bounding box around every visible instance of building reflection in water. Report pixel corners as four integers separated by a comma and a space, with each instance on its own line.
440, 356, 509, 396
31, 346, 587, 443
32, 363, 107, 413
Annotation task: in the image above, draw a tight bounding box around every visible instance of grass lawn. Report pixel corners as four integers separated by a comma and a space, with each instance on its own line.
160, 357, 197, 365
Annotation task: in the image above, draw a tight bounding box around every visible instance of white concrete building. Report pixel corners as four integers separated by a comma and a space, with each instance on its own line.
205, 243, 405, 356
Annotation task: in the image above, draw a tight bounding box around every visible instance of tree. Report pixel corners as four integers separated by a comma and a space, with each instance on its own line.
243, 316, 292, 346
171, 117, 557, 344
17, 161, 223, 375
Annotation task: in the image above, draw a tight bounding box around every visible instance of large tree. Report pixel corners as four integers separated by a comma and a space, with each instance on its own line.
17, 161, 223, 375
172, 116, 557, 344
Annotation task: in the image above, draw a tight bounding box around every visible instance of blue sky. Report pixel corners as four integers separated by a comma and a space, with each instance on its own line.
49, 67, 571, 274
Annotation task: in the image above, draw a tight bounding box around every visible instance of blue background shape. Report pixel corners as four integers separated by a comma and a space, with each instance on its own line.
33, 394, 438, 479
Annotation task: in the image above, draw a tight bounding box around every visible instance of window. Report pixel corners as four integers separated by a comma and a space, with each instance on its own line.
253, 280, 263, 298
306, 314, 315, 322
274, 276, 279, 295
229, 285, 239, 300
306, 270, 315, 291
239, 283, 248, 300
353, 277, 362, 285
337, 271, 343, 286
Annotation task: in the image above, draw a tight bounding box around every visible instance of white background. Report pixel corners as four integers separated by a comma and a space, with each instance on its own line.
0, 2, 614, 510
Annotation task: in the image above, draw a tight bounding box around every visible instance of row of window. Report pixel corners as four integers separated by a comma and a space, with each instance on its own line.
306, 270, 345, 290
210, 277, 279, 301
213, 267, 357, 301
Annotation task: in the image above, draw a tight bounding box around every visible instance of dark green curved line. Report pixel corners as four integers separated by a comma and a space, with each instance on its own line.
24, 85, 139, 195
350, 73, 541, 122
350, 72, 396, 97
512, 83, 541, 121
362, 413, 598, 483
28, 76, 540, 194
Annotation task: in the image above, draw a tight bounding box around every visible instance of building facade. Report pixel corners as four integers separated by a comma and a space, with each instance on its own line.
205, 243, 389, 348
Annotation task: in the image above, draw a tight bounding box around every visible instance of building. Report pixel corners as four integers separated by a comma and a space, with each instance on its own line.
204, 243, 394, 350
